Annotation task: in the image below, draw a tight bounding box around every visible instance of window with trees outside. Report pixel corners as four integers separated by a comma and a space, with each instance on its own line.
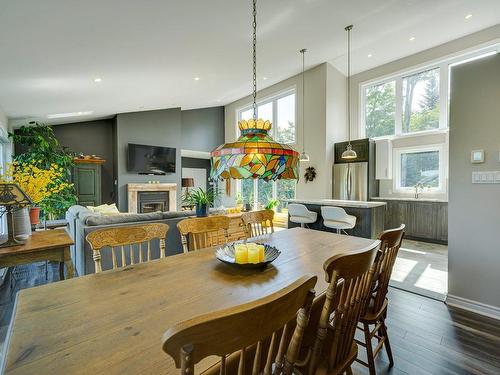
236, 89, 297, 212
394, 145, 444, 192
363, 66, 444, 138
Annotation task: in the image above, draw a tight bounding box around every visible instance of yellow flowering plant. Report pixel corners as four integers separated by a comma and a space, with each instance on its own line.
0, 161, 73, 205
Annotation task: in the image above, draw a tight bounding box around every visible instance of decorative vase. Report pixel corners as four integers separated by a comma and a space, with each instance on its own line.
29, 207, 41, 225
244, 203, 252, 212
13, 207, 32, 239
195, 203, 208, 217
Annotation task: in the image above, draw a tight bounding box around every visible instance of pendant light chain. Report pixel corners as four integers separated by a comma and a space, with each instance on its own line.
252, 0, 257, 120
346, 25, 352, 146
301, 49, 306, 154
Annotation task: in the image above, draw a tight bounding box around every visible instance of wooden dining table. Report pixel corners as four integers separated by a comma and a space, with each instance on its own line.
1, 227, 376, 375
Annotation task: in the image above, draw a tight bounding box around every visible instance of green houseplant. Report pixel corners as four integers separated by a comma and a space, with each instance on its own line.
183, 187, 216, 217
265, 198, 280, 211
9, 122, 77, 219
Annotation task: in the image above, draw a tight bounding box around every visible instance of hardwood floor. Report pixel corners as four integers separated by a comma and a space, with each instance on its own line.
353, 288, 500, 375
1, 263, 499, 374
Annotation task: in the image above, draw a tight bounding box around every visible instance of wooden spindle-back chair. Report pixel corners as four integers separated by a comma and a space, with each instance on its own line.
355, 225, 405, 375
162, 275, 317, 375
241, 209, 275, 238
86, 223, 169, 273
305, 241, 380, 375
177, 216, 230, 253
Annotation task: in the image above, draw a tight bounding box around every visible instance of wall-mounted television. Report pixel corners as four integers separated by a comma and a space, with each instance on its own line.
127, 143, 176, 175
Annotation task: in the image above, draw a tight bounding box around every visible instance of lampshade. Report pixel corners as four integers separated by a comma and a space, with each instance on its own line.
341, 143, 358, 159
0, 183, 32, 206
210, 119, 299, 181
181, 178, 194, 188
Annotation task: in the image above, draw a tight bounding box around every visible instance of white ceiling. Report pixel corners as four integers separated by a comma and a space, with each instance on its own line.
1, 0, 499, 124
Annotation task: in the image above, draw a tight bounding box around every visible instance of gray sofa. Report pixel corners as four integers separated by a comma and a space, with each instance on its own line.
66, 205, 196, 275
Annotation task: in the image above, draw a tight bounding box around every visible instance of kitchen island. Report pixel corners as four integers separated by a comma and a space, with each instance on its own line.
284, 199, 386, 239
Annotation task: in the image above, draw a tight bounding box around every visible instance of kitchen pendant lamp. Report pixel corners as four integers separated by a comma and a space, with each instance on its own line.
210, 0, 299, 181
341, 25, 357, 160
299, 48, 310, 162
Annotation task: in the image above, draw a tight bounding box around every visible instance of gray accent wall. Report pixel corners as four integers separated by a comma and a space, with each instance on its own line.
448, 53, 500, 310
181, 107, 224, 152
115, 108, 182, 212
52, 119, 115, 203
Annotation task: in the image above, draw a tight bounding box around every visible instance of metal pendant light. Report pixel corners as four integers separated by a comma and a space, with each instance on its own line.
341, 25, 358, 160
210, 0, 299, 181
299, 48, 310, 162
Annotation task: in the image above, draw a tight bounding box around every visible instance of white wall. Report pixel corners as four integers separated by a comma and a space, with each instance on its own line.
0, 106, 8, 133
448, 54, 500, 316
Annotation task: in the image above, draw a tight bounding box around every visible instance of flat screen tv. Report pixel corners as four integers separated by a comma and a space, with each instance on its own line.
127, 143, 176, 175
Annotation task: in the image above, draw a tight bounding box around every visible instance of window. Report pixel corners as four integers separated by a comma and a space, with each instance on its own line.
364, 81, 396, 138
236, 89, 297, 211
402, 68, 440, 133
394, 146, 444, 192
362, 66, 445, 138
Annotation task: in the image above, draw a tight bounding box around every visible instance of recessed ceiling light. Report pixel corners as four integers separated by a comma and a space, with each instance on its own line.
465, 14, 472, 20
94, 78, 102, 83
194, 77, 200, 81
409, 36, 415, 41
367, 54, 373, 58
47, 111, 93, 119
263, 76, 268, 80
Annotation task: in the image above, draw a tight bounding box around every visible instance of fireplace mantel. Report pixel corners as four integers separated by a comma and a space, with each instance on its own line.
127, 183, 177, 213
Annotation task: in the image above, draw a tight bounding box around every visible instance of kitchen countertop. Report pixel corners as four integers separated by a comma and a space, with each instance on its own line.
284, 199, 386, 209
371, 197, 448, 203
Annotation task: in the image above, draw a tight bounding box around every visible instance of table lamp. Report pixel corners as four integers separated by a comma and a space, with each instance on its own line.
182, 178, 194, 195
0, 183, 33, 248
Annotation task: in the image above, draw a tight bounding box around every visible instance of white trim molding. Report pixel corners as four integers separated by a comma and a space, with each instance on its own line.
446, 294, 500, 321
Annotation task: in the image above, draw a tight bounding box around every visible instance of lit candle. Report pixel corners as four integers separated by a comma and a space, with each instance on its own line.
257, 244, 265, 262
234, 244, 248, 264
247, 244, 260, 264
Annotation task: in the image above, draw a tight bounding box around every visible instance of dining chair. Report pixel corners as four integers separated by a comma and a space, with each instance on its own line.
177, 215, 230, 253
162, 275, 317, 375
241, 209, 275, 237
304, 241, 380, 375
355, 225, 405, 375
86, 223, 169, 273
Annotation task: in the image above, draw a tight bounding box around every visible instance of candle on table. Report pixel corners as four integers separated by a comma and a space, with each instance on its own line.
234, 244, 248, 264
247, 244, 260, 264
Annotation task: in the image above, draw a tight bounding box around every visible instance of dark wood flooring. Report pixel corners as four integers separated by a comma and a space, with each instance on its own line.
1, 264, 499, 374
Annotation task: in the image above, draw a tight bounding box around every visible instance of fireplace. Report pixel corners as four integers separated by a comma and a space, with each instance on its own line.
127, 183, 177, 213
138, 191, 169, 213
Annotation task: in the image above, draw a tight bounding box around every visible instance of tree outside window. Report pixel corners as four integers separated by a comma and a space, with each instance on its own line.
365, 81, 396, 138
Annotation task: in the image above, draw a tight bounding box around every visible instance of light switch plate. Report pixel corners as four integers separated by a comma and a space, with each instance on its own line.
472, 171, 500, 184
471, 150, 484, 163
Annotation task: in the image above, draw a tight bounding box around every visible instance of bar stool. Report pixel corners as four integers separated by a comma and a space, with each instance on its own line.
321, 206, 356, 234
288, 204, 317, 228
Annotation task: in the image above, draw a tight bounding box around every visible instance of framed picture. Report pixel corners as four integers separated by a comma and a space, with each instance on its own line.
471, 150, 484, 164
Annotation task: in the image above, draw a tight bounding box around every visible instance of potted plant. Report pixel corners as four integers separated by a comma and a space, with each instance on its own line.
1, 160, 73, 225
265, 198, 280, 211
235, 193, 244, 210
183, 187, 216, 217
9, 122, 76, 219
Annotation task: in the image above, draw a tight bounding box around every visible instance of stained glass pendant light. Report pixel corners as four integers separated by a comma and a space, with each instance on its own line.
341, 25, 358, 160
210, 0, 299, 181
299, 48, 310, 162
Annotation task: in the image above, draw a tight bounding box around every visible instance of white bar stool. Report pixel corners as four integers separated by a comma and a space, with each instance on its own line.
321, 206, 356, 234
288, 204, 318, 228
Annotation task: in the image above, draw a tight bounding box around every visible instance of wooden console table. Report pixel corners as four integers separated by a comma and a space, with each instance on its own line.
0, 229, 75, 280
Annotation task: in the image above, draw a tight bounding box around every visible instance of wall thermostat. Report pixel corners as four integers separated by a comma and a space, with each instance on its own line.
471, 150, 484, 164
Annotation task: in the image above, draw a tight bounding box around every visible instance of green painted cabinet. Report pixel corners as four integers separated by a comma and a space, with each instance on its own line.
72, 160, 104, 207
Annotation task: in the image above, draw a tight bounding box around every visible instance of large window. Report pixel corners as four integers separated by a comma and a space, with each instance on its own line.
362, 66, 445, 138
236, 89, 297, 212
394, 146, 444, 192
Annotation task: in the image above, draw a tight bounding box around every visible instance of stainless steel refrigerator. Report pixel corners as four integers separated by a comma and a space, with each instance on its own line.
333, 139, 377, 201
